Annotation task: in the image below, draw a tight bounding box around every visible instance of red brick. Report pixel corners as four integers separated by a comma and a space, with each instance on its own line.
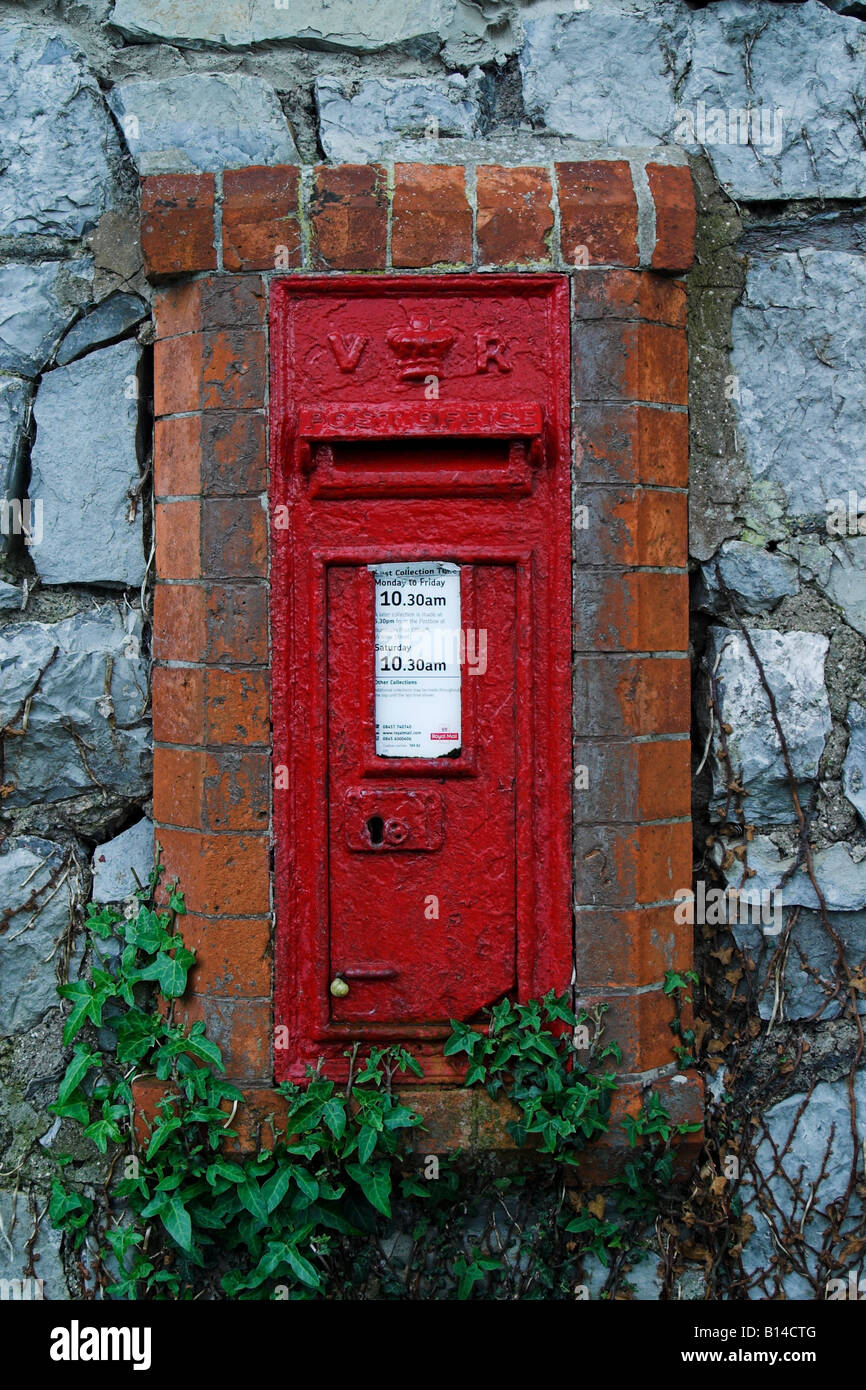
572, 268, 686, 327
202, 330, 266, 411
154, 334, 202, 417
180, 996, 272, 1079
205, 585, 268, 665
156, 828, 270, 915
141, 174, 216, 276
636, 821, 692, 903
154, 282, 202, 339
637, 489, 688, 567
203, 750, 270, 833
638, 407, 689, 488
637, 738, 691, 821
311, 164, 387, 270
200, 276, 266, 329
201, 412, 266, 496
576, 988, 680, 1072
476, 165, 554, 266
153, 584, 206, 663
575, 820, 691, 906
205, 669, 270, 745
575, 904, 692, 989
556, 161, 638, 266
575, 570, 688, 651
183, 915, 272, 998
580, 489, 687, 567
201, 498, 267, 580
222, 166, 300, 272
574, 655, 690, 737
647, 163, 696, 272
153, 746, 205, 829
392, 165, 472, 268
574, 321, 687, 405
152, 666, 204, 746
155, 499, 200, 580
154, 415, 201, 497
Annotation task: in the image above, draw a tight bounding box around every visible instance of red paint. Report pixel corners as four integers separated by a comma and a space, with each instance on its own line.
270, 275, 573, 1083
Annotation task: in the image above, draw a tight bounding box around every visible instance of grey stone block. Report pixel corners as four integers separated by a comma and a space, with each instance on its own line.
107, 74, 299, 175
0, 836, 75, 1035
0, 607, 150, 808
731, 908, 866, 1021
703, 628, 832, 824
316, 73, 483, 163
0, 261, 94, 380
110, 0, 453, 52
0, 1188, 67, 1299
91, 819, 154, 903
0, 378, 32, 557
843, 702, 866, 827
697, 541, 799, 615
56, 295, 148, 367
732, 250, 866, 525
0, 23, 124, 239
30, 341, 145, 588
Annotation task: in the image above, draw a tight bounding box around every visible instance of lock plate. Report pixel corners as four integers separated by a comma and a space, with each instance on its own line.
343, 788, 443, 852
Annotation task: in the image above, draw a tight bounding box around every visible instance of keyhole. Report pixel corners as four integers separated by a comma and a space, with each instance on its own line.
367, 815, 384, 846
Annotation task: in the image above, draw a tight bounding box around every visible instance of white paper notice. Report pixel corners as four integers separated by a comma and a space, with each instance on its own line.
370, 561, 461, 757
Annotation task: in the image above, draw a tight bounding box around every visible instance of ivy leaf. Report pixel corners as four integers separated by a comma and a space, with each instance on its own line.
238, 1176, 268, 1225
321, 1098, 346, 1139
285, 1246, 321, 1290
357, 1125, 378, 1165
347, 1162, 391, 1217
146, 1116, 182, 1160
160, 1194, 192, 1252
262, 1166, 292, 1214
57, 1046, 99, 1105
138, 947, 194, 999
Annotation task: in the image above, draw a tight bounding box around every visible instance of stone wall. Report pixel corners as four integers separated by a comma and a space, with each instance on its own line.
1, 0, 865, 1299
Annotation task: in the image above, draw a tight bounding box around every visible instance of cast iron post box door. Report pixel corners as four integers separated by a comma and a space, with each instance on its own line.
271, 276, 572, 1083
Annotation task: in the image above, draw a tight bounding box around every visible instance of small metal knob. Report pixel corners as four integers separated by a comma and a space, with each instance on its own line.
329, 976, 349, 998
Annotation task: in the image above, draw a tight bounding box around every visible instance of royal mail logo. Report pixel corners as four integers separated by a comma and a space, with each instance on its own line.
430, 731, 459, 740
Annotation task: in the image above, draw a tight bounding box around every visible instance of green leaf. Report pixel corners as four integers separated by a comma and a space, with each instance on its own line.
321, 1098, 346, 1139
262, 1166, 292, 1214
238, 1176, 269, 1225
357, 1124, 378, 1165
57, 1046, 99, 1104
161, 1194, 192, 1252
347, 1162, 391, 1217
138, 946, 195, 999
285, 1246, 321, 1290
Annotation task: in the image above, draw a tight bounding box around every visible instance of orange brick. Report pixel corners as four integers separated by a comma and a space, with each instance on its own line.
155, 499, 200, 580
556, 161, 638, 266
638, 489, 688, 567
647, 163, 696, 272
638, 406, 689, 488
152, 665, 204, 746
153, 585, 206, 663
205, 586, 268, 665
576, 988, 680, 1071
201, 498, 267, 580
637, 738, 691, 821
222, 165, 300, 273
153, 282, 202, 339
635, 821, 693, 903
203, 750, 270, 833
311, 164, 387, 270
572, 268, 686, 327
154, 334, 202, 417
476, 165, 554, 266
153, 746, 205, 829
575, 905, 692, 989
392, 165, 472, 268
141, 174, 216, 276
183, 915, 271, 997
154, 415, 201, 497
205, 669, 270, 745
201, 330, 266, 411
156, 828, 270, 915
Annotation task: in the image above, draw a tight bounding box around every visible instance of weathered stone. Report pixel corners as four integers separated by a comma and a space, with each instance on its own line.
0, 836, 76, 1035
0, 23, 124, 239
316, 74, 483, 163
110, 0, 452, 52
519, 6, 687, 145
107, 75, 299, 176
0, 607, 150, 808
696, 540, 799, 614
56, 294, 148, 367
741, 1076, 866, 1299
843, 702, 866, 827
91, 819, 154, 903
0, 581, 23, 611
819, 539, 866, 638
732, 249, 866, 527
715, 833, 866, 912
0, 1188, 67, 1299
30, 341, 144, 588
0, 261, 93, 380
0, 378, 32, 556
703, 628, 831, 823
681, 1, 866, 201
731, 908, 866, 1021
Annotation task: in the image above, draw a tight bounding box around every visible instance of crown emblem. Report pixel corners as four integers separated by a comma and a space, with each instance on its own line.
386, 317, 456, 381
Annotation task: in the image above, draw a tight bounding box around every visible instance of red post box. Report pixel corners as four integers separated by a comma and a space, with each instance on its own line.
271, 275, 573, 1082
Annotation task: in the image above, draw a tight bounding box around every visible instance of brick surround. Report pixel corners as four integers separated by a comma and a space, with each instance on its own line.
145, 158, 702, 1160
